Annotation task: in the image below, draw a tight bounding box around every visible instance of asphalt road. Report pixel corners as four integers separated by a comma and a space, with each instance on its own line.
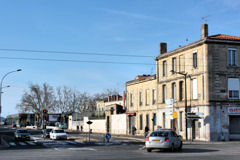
1, 126, 240, 160
1, 142, 240, 160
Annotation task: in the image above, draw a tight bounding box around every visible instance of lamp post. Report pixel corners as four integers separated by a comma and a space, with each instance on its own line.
170, 70, 188, 140
0, 69, 22, 125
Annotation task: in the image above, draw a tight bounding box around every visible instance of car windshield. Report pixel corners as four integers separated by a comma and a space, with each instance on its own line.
46, 129, 52, 132
17, 130, 28, 133
55, 130, 64, 133
150, 131, 169, 137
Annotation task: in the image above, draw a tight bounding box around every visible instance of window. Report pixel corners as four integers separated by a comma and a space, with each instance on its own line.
172, 57, 176, 73
228, 49, 237, 66
180, 111, 183, 131
172, 83, 176, 100
163, 112, 165, 128
192, 78, 198, 99
130, 93, 133, 106
179, 81, 184, 101
146, 114, 149, 128
139, 91, 142, 106
162, 85, 166, 103
140, 115, 143, 130
163, 61, 167, 77
179, 55, 185, 72
152, 89, 156, 105
228, 78, 240, 99
193, 52, 197, 68
146, 89, 150, 106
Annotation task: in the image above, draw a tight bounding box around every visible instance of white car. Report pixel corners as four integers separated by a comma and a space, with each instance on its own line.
145, 129, 182, 152
49, 129, 67, 140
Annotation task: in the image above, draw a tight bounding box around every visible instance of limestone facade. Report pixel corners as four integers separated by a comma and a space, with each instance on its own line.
125, 24, 240, 141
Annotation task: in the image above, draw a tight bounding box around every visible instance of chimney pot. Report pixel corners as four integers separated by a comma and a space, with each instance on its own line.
201, 24, 208, 39
160, 43, 167, 55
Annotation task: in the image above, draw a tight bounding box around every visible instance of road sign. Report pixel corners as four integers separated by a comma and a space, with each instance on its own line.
105, 133, 111, 142
172, 112, 177, 119
165, 99, 174, 105
105, 133, 111, 140
87, 120, 93, 125
187, 112, 202, 119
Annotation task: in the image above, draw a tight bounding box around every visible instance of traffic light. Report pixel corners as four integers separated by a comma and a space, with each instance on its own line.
43, 109, 48, 114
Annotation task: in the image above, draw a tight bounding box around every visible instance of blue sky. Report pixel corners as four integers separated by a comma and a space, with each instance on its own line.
0, 0, 240, 117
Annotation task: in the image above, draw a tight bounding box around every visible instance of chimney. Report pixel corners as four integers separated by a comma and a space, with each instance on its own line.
160, 42, 167, 54
201, 24, 208, 39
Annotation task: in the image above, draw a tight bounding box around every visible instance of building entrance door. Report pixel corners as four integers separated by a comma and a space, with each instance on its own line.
128, 116, 135, 135
229, 115, 240, 140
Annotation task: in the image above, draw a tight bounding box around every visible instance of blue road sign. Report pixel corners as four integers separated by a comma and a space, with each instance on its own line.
105, 133, 111, 140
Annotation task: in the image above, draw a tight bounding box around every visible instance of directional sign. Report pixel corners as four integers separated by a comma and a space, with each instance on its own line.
172, 112, 177, 119
105, 133, 111, 141
165, 99, 174, 105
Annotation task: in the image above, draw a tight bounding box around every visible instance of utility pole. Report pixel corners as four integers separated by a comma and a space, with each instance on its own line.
171, 70, 188, 140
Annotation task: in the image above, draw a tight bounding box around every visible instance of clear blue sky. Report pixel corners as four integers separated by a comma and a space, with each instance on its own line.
0, 0, 240, 117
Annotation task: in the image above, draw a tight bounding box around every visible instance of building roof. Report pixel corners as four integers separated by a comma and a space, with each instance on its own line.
208, 34, 240, 41
156, 33, 240, 60
126, 74, 156, 85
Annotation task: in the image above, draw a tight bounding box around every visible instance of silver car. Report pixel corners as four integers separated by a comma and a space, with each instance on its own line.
145, 130, 182, 152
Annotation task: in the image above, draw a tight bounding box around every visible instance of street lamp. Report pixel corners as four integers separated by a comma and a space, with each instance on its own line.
170, 70, 188, 140
0, 69, 22, 125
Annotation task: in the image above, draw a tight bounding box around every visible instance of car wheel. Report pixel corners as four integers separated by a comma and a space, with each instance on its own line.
178, 142, 182, 151
171, 144, 175, 152
147, 148, 152, 152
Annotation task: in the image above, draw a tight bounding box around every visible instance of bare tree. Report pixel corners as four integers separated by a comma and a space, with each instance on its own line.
55, 86, 72, 113
93, 88, 120, 101
16, 83, 56, 126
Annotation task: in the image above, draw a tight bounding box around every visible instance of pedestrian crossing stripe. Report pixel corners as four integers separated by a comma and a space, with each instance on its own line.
9, 142, 16, 146
19, 142, 27, 146
66, 141, 78, 144
26, 141, 36, 145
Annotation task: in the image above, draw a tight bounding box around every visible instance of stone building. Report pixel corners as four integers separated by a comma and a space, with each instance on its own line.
126, 74, 157, 135
96, 95, 123, 117
126, 24, 240, 141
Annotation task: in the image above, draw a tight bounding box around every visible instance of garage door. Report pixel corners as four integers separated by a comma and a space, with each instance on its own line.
229, 116, 240, 140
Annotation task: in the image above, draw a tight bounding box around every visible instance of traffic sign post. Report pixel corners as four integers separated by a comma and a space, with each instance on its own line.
87, 120, 93, 142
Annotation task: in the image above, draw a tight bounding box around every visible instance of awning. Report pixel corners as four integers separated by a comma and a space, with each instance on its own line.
126, 112, 136, 116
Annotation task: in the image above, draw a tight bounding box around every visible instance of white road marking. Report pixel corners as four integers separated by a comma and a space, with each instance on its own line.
66, 141, 78, 144
19, 142, 27, 146
26, 141, 36, 145
56, 141, 68, 145
9, 142, 16, 146
68, 147, 97, 151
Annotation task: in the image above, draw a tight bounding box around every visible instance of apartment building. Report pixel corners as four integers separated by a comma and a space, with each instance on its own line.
126, 75, 157, 135
126, 24, 240, 141
96, 95, 123, 117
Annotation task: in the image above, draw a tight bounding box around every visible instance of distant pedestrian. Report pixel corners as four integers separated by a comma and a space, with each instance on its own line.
80, 125, 83, 132
132, 126, 136, 136
144, 126, 149, 137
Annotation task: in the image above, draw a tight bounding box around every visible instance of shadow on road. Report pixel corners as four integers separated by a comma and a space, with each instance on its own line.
151, 148, 219, 153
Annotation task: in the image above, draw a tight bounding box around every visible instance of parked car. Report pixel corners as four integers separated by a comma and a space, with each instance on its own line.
145, 129, 182, 152
42, 128, 53, 138
15, 129, 31, 141
50, 129, 67, 140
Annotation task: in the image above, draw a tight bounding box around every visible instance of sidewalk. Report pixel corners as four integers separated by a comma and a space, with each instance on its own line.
81, 132, 240, 145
